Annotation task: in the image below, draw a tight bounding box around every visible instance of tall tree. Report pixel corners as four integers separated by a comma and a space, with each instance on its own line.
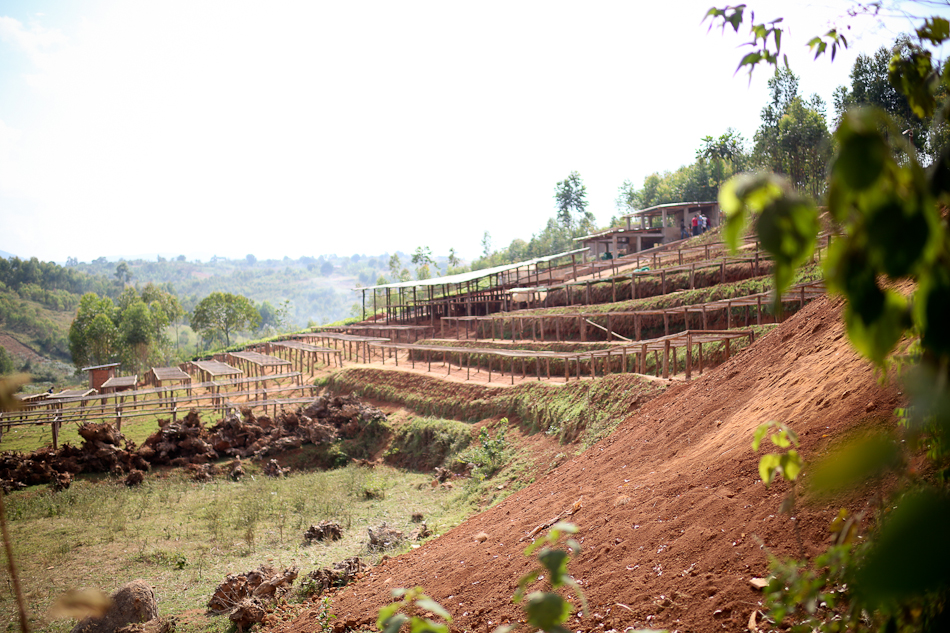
114, 261, 132, 285
190, 292, 261, 347
698, 128, 748, 192
119, 299, 153, 372
554, 171, 593, 233
68, 293, 119, 368
753, 68, 831, 199
411, 246, 438, 280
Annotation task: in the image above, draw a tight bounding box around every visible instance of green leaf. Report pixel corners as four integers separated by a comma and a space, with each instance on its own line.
889, 49, 937, 119
759, 453, 781, 486
854, 488, 950, 605
808, 432, 900, 495
514, 571, 540, 602
415, 598, 452, 622
918, 17, 950, 43
833, 110, 890, 191
863, 191, 934, 279
719, 178, 749, 253
410, 618, 450, 633
916, 260, 950, 357
548, 521, 578, 535
524, 592, 572, 631
843, 291, 910, 366
752, 423, 770, 451
538, 549, 570, 588
779, 450, 802, 481
769, 428, 792, 449
380, 612, 409, 633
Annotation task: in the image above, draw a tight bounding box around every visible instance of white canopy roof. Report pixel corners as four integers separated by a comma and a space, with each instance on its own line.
355, 247, 589, 291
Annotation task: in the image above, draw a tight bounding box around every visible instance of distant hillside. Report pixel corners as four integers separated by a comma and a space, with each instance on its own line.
71, 251, 448, 327
0, 257, 118, 364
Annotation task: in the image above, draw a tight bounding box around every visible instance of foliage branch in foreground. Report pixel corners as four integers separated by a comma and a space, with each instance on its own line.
709, 5, 950, 631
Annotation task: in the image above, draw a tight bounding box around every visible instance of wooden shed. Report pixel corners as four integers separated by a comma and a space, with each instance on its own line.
81, 363, 120, 393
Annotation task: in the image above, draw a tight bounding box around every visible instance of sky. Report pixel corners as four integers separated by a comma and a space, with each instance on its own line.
0, 0, 945, 264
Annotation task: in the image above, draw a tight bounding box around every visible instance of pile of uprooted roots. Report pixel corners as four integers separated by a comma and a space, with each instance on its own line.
0, 393, 387, 491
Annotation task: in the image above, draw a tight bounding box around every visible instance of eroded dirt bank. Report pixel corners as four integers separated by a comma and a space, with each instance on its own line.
279, 295, 901, 633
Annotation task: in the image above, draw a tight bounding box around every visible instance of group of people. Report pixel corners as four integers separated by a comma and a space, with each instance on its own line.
680, 213, 709, 239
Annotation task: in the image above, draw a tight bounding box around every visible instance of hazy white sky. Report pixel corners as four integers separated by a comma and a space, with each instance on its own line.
0, 0, 942, 263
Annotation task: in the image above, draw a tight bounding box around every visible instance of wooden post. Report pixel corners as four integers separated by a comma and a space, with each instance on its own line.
662, 340, 670, 379
685, 334, 692, 380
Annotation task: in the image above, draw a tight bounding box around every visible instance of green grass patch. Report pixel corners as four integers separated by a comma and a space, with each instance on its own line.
1, 463, 487, 633
326, 370, 667, 446
385, 417, 473, 470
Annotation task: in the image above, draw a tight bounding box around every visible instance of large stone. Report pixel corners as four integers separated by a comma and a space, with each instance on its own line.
71, 580, 158, 633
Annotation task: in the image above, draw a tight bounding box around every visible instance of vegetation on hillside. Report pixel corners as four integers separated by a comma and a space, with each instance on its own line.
710, 5, 950, 630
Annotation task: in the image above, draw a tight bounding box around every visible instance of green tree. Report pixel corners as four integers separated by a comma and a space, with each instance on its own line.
139, 282, 183, 353
481, 232, 492, 258
114, 261, 132, 285
447, 248, 461, 268
119, 299, 153, 372
68, 293, 119, 369
388, 254, 402, 281
699, 128, 748, 192
753, 68, 832, 199
258, 299, 291, 334
190, 292, 261, 347
554, 171, 594, 233
0, 347, 15, 376
411, 246, 438, 280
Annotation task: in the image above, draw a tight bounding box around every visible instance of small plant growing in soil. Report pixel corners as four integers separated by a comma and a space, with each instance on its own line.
509, 521, 587, 633
377, 586, 453, 633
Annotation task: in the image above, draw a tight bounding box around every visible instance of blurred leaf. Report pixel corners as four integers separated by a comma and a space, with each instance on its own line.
843, 291, 910, 366
415, 598, 452, 622
0, 374, 29, 413
889, 49, 938, 119
47, 588, 111, 621
759, 453, 781, 486
917, 17, 950, 44
916, 264, 950, 357
808, 432, 901, 495
854, 488, 950, 604
780, 450, 802, 481
538, 550, 570, 588
752, 423, 770, 451
410, 618, 449, 633
381, 612, 409, 633
833, 110, 890, 191
524, 591, 572, 632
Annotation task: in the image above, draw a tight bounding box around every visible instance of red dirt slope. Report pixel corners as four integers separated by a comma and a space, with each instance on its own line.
281, 296, 901, 633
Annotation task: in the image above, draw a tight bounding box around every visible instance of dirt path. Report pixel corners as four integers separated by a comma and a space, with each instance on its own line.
279, 296, 901, 633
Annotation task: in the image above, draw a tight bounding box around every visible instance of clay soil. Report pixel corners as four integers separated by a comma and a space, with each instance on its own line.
278, 295, 902, 633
